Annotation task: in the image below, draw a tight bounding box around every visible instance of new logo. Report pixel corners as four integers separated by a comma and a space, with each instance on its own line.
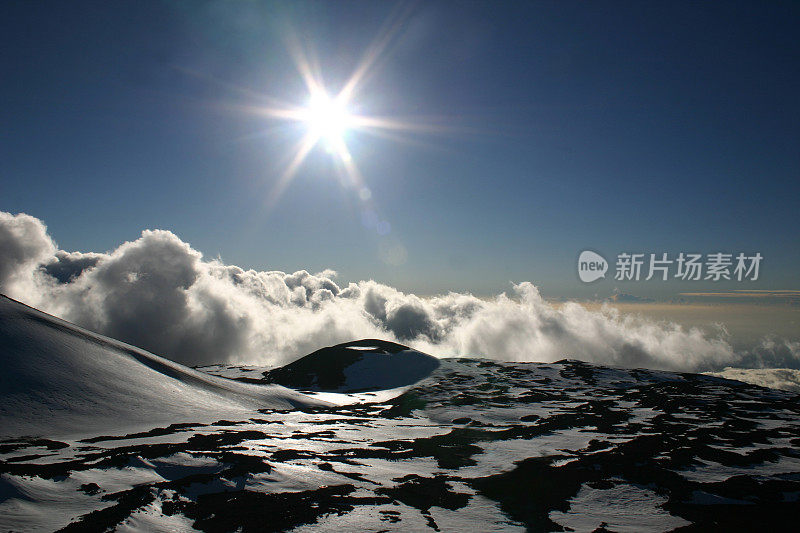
578, 250, 608, 283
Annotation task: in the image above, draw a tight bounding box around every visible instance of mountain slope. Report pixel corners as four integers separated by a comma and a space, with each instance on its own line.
0, 295, 328, 438
2, 296, 799, 531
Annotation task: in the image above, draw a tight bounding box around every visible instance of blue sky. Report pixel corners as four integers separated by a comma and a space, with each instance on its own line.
2, 1, 798, 297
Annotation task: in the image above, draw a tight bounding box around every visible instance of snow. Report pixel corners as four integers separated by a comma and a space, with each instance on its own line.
0, 295, 330, 439
2, 295, 799, 531
549, 482, 691, 532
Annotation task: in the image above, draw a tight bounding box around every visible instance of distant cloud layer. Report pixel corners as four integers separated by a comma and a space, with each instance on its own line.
1, 210, 798, 372
705, 366, 800, 393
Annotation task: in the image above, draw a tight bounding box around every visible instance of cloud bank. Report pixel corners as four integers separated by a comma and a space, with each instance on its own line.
1, 211, 798, 372
705, 365, 800, 393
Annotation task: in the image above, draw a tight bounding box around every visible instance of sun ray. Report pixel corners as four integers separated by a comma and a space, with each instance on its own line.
265, 131, 320, 209
336, 2, 415, 103
348, 113, 473, 135
246, 5, 486, 211
285, 32, 325, 98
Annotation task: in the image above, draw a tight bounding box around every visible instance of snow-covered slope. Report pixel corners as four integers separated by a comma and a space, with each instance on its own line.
3, 356, 799, 532
0, 295, 329, 438
2, 296, 799, 532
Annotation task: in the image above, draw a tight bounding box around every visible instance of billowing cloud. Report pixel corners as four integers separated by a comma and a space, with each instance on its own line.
1, 210, 798, 372
705, 364, 800, 393
42, 250, 104, 284
0, 212, 56, 291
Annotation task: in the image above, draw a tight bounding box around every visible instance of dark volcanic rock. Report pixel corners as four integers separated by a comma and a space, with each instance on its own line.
261, 338, 440, 392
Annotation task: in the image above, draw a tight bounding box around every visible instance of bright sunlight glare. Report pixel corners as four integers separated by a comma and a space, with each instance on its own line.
303, 92, 351, 149
255, 5, 446, 208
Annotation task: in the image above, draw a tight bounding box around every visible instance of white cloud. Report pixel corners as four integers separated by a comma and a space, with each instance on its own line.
705, 366, 800, 392
0, 212, 56, 292
1, 210, 798, 371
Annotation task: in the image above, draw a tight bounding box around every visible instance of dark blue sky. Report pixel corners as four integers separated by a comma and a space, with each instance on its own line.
2, 1, 798, 297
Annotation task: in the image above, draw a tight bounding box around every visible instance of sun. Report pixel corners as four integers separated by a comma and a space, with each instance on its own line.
250, 11, 447, 205
302, 91, 352, 151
